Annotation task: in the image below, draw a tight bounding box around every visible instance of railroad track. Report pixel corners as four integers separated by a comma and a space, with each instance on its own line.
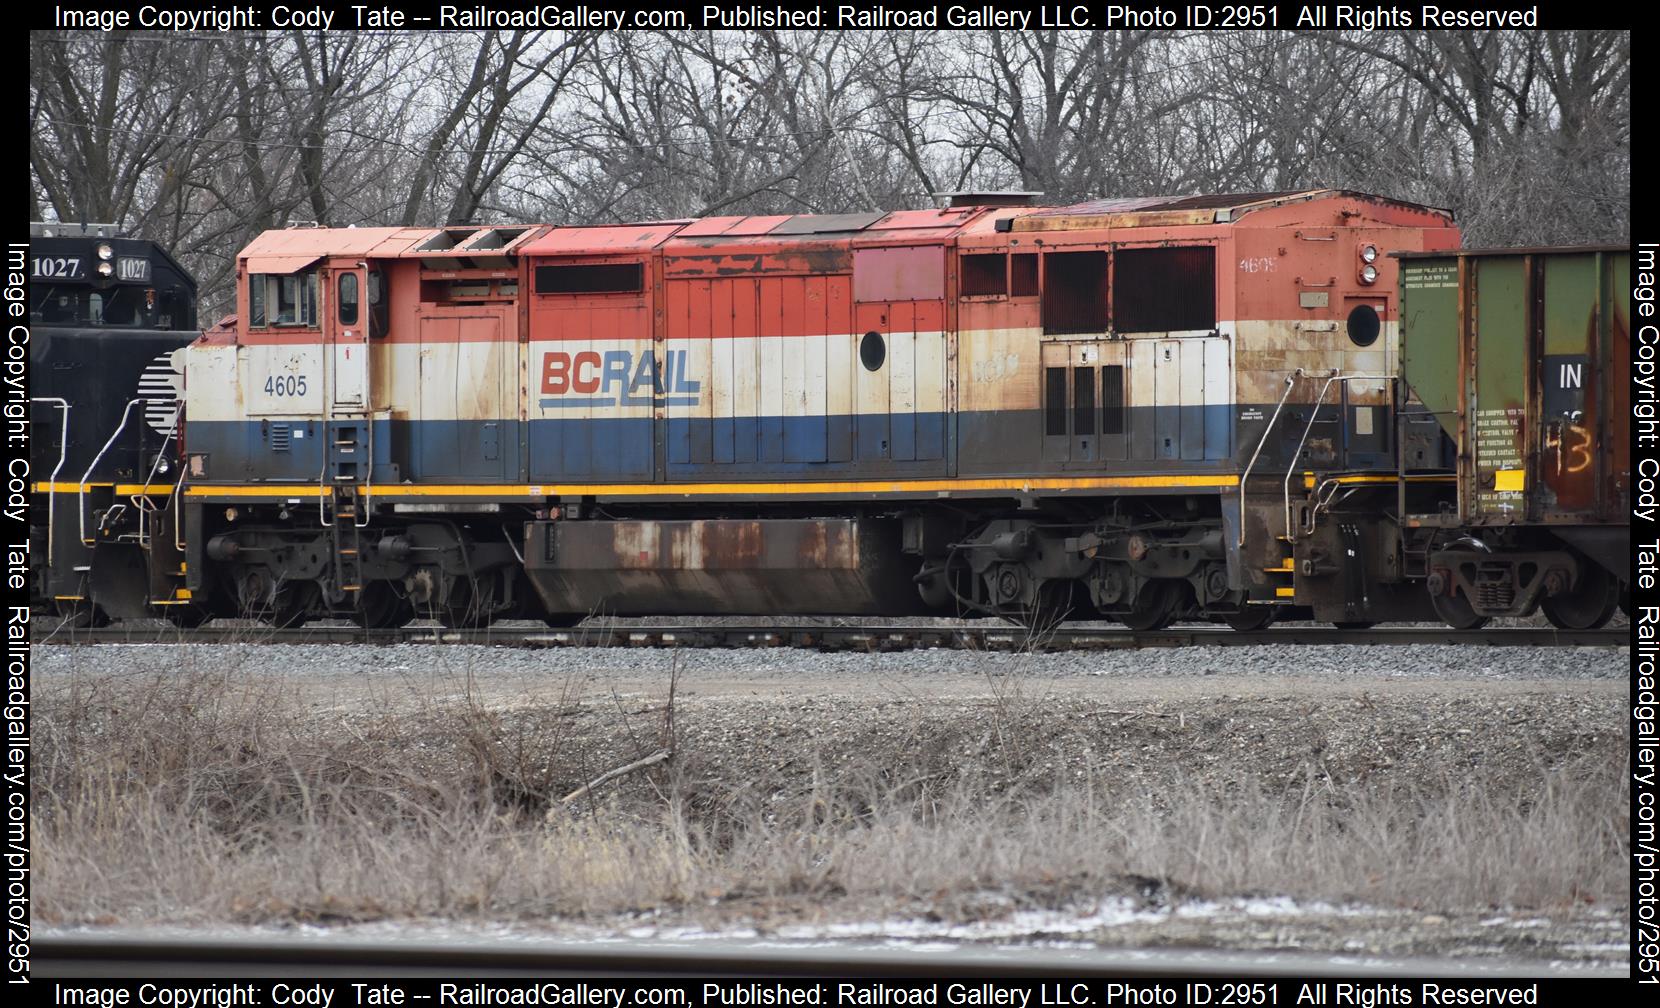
33, 933, 1622, 978
34, 621, 1629, 650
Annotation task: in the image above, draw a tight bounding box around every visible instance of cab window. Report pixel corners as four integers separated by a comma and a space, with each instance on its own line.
249, 270, 319, 328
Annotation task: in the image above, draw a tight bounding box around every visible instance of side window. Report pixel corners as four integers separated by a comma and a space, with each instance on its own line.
338, 272, 359, 326
249, 271, 319, 328
1042, 251, 1108, 335
248, 275, 266, 327
367, 269, 389, 339
1114, 247, 1215, 333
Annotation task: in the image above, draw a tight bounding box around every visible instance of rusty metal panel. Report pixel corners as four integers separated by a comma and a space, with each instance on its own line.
243, 255, 322, 275
240, 227, 426, 260
524, 518, 927, 615
1535, 253, 1599, 516
519, 223, 686, 257
770, 212, 885, 235
864, 208, 978, 231
853, 246, 945, 302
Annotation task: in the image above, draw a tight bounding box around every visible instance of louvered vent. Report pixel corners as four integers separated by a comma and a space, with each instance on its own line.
138, 352, 183, 435
269, 424, 291, 452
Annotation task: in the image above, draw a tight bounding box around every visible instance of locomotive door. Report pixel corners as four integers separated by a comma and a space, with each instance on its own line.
327, 265, 369, 410
1040, 341, 1124, 466
416, 312, 511, 480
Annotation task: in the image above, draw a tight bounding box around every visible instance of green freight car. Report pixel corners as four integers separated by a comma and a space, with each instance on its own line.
1396, 246, 1629, 629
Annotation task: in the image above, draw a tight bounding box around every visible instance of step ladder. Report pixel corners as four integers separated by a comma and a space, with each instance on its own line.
329, 485, 363, 596
323, 420, 368, 598
1263, 535, 1296, 600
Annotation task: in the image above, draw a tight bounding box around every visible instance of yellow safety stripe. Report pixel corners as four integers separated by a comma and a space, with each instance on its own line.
184, 474, 1241, 499
1300, 473, 1456, 489
31, 482, 172, 495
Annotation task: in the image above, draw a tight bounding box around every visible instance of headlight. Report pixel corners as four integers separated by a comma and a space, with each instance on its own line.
96, 261, 114, 277
1360, 244, 1378, 263
96, 243, 114, 260
1359, 264, 1379, 285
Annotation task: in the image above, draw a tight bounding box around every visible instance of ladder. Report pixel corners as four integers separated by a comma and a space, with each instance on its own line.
322, 420, 368, 598
330, 485, 364, 597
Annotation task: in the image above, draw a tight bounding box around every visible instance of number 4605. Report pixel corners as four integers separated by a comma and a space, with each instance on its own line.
264, 375, 308, 397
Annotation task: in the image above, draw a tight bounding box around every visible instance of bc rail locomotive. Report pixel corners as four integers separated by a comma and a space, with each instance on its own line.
28, 192, 1631, 631
28, 222, 198, 626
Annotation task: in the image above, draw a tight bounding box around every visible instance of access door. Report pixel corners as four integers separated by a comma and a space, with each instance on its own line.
416, 312, 512, 480
327, 265, 370, 410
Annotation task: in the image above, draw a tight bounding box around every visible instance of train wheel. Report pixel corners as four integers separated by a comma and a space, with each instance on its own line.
1222, 606, 1277, 632
437, 577, 497, 629
1331, 621, 1376, 630
353, 582, 413, 630
1118, 580, 1179, 632
1430, 590, 1489, 630
1542, 564, 1619, 630
56, 599, 110, 629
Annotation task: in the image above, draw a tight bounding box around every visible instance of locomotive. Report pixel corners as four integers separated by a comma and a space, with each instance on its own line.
27, 222, 198, 626
29, 192, 1630, 631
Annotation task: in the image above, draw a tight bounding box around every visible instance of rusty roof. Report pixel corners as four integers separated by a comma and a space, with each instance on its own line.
1025, 191, 1311, 216
239, 227, 429, 259
236, 190, 1456, 263
518, 222, 689, 257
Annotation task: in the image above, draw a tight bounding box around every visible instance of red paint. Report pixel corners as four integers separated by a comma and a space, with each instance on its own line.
571, 352, 601, 393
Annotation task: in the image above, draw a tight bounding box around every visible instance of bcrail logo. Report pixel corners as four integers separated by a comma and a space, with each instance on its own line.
539, 349, 700, 408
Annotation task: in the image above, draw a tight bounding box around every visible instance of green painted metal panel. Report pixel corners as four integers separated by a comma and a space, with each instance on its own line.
1470, 257, 1528, 517
1399, 256, 1459, 440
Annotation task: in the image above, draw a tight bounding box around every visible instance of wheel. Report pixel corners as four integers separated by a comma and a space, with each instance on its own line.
1221, 606, 1278, 632
1430, 589, 1489, 631
1542, 563, 1619, 630
55, 599, 110, 629
237, 571, 309, 628
1019, 581, 1078, 635
352, 581, 413, 629
1116, 580, 1179, 632
436, 577, 497, 629
1331, 621, 1376, 630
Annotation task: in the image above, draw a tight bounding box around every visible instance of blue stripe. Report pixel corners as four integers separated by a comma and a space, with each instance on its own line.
187, 405, 1249, 484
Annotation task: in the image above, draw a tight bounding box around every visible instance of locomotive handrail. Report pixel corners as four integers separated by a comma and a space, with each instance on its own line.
30, 397, 70, 566
78, 398, 146, 546
131, 425, 178, 549
1280, 374, 1395, 544
1235, 371, 1304, 548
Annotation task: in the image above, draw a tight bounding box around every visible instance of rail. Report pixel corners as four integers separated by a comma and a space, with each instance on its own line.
34, 621, 1630, 651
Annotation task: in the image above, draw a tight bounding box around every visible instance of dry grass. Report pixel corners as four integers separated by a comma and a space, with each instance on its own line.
33, 658, 1628, 928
